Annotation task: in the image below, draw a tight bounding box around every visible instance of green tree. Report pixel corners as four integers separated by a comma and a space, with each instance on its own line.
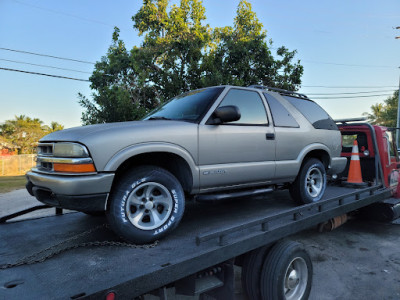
80, 0, 304, 124
0, 116, 64, 154
363, 90, 399, 127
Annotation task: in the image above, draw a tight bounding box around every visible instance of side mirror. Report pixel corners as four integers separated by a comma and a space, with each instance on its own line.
207, 105, 241, 125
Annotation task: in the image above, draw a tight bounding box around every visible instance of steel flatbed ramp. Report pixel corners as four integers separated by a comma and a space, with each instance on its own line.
0, 185, 390, 299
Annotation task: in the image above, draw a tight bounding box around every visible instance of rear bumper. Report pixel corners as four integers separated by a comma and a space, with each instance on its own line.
329, 157, 347, 175
26, 171, 114, 212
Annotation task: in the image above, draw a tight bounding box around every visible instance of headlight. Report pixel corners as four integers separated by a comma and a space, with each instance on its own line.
36, 142, 96, 174
53, 143, 89, 158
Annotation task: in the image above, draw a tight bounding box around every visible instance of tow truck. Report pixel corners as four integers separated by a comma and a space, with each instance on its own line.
1, 119, 400, 300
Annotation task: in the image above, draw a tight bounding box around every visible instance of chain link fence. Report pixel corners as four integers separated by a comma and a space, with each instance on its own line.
0, 155, 36, 176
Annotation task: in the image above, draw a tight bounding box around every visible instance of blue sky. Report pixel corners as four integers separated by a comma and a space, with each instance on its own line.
0, 0, 399, 128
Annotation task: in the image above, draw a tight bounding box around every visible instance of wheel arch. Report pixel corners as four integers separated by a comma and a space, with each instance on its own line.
104, 144, 198, 195
302, 149, 330, 170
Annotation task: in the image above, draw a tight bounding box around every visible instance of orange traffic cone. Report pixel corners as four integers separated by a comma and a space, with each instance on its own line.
346, 140, 366, 186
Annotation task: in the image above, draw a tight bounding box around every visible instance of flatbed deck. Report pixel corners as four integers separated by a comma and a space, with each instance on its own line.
0, 185, 391, 299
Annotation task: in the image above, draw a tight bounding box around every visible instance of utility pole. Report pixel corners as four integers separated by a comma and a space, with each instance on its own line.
397, 69, 400, 148
395, 27, 400, 148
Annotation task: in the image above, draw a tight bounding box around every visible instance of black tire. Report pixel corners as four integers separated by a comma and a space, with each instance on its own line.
289, 158, 326, 204
241, 246, 271, 300
260, 240, 313, 300
107, 166, 185, 244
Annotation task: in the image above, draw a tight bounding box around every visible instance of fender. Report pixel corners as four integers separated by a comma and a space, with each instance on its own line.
275, 143, 331, 179
103, 142, 200, 191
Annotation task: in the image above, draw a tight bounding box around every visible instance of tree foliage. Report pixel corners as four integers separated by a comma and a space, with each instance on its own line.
0, 116, 64, 154
363, 90, 399, 127
80, 0, 304, 124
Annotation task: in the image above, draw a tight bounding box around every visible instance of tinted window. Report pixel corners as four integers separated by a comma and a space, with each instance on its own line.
264, 94, 299, 128
284, 96, 338, 130
218, 89, 268, 125
145, 87, 224, 122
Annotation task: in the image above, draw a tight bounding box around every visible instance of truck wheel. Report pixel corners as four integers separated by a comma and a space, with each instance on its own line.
289, 158, 326, 204
260, 240, 312, 300
241, 246, 270, 300
107, 166, 185, 244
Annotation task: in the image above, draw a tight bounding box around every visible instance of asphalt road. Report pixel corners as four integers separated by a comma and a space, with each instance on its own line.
1, 189, 400, 299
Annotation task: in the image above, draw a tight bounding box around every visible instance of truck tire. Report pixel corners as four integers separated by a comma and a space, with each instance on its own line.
260, 240, 312, 300
241, 245, 270, 300
107, 166, 185, 244
289, 158, 326, 204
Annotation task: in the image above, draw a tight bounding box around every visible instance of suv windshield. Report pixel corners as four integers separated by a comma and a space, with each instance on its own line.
145, 87, 225, 122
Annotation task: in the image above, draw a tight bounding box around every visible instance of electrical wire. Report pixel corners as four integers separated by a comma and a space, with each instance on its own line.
0, 58, 92, 74
306, 89, 397, 96
302, 60, 395, 69
0, 67, 90, 82
11, 0, 128, 30
0, 47, 95, 65
302, 85, 398, 89
312, 93, 394, 99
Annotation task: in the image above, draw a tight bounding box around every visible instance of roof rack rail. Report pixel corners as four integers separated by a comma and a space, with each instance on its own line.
334, 117, 367, 124
248, 85, 309, 99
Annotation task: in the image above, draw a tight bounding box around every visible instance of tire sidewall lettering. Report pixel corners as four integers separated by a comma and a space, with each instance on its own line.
153, 189, 180, 236
119, 178, 148, 224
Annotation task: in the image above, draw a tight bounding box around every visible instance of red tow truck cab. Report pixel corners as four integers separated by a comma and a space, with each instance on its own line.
338, 123, 400, 197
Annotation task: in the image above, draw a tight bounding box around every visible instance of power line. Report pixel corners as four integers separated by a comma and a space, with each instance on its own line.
0, 67, 90, 82
313, 93, 393, 99
302, 60, 395, 69
0, 58, 92, 74
306, 89, 397, 96
11, 0, 129, 30
302, 85, 398, 89
0, 47, 95, 65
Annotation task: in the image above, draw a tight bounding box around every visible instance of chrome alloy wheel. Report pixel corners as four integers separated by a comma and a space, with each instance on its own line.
125, 182, 173, 230
283, 257, 308, 300
306, 167, 323, 198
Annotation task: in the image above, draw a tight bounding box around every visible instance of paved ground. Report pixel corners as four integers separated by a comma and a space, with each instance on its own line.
0, 189, 72, 221
1, 189, 400, 299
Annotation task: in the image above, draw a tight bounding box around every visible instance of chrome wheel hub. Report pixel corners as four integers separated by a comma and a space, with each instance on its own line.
284, 257, 308, 300
306, 167, 323, 197
125, 182, 173, 230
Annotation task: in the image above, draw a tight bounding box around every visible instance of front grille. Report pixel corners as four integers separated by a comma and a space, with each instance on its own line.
38, 143, 53, 156
37, 143, 54, 171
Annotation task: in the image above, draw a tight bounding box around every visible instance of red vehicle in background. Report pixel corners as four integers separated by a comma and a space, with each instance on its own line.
337, 120, 400, 220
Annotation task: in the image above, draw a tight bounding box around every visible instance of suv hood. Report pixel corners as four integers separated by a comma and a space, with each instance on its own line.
40, 120, 198, 171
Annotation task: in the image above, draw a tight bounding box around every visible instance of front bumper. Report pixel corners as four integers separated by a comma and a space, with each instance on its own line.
26, 170, 115, 212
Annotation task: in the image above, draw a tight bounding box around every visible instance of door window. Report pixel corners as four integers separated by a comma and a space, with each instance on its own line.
217, 89, 268, 125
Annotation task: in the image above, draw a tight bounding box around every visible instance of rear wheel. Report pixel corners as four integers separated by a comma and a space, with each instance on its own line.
290, 158, 326, 204
241, 246, 271, 300
107, 166, 185, 244
260, 240, 312, 300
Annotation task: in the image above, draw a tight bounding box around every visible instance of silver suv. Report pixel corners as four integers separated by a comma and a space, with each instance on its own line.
26, 86, 346, 243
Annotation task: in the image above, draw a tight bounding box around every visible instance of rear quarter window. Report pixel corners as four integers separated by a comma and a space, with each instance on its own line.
284, 96, 338, 130
264, 93, 299, 128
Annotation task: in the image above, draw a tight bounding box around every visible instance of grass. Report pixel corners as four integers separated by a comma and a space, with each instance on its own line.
0, 176, 27, 194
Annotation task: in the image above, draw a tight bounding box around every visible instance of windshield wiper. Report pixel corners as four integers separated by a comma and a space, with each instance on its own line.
147, 116, 172, 121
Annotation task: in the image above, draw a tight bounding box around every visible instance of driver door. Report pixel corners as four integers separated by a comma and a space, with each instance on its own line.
198, 88, 276, 191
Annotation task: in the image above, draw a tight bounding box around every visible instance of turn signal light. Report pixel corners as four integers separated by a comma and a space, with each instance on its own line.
53, 163, 96, 173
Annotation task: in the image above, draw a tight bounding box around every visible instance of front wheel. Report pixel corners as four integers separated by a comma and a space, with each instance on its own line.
107, 166, 185, 244
290, 158, 326, 204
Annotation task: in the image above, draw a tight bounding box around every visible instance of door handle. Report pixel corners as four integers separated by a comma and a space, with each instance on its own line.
266, 133, 275, 140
